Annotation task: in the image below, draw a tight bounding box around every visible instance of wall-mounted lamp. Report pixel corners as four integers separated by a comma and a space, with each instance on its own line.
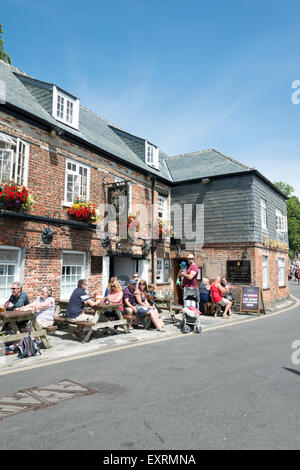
242, 249, 248, 259
201, 178, 211, 184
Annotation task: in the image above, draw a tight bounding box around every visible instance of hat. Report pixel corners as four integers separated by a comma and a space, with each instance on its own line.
128, 279, 136, 285
187, 253, 195, 259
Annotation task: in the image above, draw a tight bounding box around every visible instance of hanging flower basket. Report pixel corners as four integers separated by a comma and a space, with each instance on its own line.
0, 181, 34, 212
120, 214, 141, 239
153, 218, 174, 239
67, 198, 99, 223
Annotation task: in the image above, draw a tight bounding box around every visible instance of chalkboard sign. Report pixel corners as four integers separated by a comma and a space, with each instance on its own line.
240, 286, 264, 314
227, 260, 251, 284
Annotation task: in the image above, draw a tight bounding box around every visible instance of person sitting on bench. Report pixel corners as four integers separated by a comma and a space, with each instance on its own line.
210, 276, 233, 319
135, 280, 165, 332
16, 286, 55, 329
66, 279, 100, 339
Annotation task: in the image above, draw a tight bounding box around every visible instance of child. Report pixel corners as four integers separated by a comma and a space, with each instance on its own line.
176, 261, 187, 286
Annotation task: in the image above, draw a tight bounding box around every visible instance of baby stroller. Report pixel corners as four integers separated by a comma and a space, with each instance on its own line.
181, 287, 202, 334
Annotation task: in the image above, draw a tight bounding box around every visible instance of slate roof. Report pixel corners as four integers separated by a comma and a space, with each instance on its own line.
0, 60, 286, 199
165, 149, 253, 182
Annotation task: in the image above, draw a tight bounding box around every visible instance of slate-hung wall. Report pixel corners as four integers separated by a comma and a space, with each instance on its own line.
171, 174, 255, 244
171, 173, 289, 308
0, 112, 171, 302
252, 176, 288, 244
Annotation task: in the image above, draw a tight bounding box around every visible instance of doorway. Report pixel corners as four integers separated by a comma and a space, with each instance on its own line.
173, 258, 186, 305
110, 256, 149, 288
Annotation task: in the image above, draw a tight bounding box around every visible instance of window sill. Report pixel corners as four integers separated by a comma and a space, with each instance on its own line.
156, 281, 171, 286
262, 287, 270, 291
61, 201, 72, 208
279, 285, 286, 288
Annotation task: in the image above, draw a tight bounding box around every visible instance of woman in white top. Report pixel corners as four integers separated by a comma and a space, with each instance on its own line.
16, 286, 55, 328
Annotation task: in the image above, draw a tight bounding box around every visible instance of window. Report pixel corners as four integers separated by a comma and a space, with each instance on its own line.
64, 159, 90, 205
0, 132, 29, 185
260, 198, 267, 230
158, 194, 168, 220
0, 247, 21, 305
262, 256, 269, 289
61, 251, 86, 300
156, 258, 170, 284
278, 258, 285, 287
52, 86, 80, 129
145, 142, 159, 168
276, 209, 287, 232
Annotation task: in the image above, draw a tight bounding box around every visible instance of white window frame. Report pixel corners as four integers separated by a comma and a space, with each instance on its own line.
156, 257, 170, 284
60, 250, 87, 300
158, 194, 168, 220
0, 132, 29, 185
278, 257, 285, 287
52, 86, 80, 130
63, 158, 90, 206
145, 141, 159, 169
262, 255, 269, 289
0, 246, 22, 305
260, 198, 267, 230
276, 209, 287, 233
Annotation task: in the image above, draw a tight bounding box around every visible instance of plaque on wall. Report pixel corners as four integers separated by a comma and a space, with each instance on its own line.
227, 260, 251, 284
91, 256, 103, 275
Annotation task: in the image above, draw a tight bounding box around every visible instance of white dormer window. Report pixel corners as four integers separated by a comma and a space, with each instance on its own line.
53, 86, 80, 129
145, 142, 159, 169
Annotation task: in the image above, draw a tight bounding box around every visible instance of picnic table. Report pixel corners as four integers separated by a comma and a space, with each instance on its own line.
54, 301, 129, 343
0, 309, 51, 349
152, 296, 176, 323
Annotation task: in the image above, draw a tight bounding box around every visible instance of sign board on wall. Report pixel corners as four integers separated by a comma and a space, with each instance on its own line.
227, 260, 251, 284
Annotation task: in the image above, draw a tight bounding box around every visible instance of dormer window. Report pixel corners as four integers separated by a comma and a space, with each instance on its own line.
52, 86, 79, 129
145, 142, 159, 169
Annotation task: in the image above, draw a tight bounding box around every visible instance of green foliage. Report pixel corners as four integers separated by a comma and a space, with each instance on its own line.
0, 24, 11, 64
274, 181, 295, 197
274, 181, 300, 258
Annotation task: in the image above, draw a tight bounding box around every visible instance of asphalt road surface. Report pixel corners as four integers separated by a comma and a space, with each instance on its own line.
1, 283, 300, 450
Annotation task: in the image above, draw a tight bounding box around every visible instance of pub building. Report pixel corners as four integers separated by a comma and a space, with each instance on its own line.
0, 60, 289, 310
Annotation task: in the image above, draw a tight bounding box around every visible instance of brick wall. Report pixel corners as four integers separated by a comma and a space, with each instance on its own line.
0, 112, 171, 300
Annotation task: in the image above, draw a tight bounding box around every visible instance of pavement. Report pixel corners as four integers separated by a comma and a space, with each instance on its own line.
0, 293, 296, 374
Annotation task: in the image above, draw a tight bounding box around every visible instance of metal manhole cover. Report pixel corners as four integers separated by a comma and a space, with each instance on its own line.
0, 379, 98, 421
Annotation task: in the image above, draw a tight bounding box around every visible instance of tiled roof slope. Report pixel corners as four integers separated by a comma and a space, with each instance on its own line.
0, 61, 171, 180
165, 149, 252, 182
1, 60, 278, 193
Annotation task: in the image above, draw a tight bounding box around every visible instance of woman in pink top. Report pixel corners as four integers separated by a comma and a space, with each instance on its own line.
103, 280, 123, 334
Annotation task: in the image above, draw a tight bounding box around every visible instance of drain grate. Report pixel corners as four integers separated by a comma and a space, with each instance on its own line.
0, 379, 98, 421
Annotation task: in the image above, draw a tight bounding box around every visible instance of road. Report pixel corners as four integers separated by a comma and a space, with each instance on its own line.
1, 283, 300, 450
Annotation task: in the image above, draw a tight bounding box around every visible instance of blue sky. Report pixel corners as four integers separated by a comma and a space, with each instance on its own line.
2, 0, 300, 196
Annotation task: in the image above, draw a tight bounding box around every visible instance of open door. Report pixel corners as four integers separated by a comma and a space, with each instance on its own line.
173, 258, 186, 305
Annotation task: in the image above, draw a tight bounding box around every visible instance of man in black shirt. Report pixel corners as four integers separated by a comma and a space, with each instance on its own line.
66, 279, 99, 339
